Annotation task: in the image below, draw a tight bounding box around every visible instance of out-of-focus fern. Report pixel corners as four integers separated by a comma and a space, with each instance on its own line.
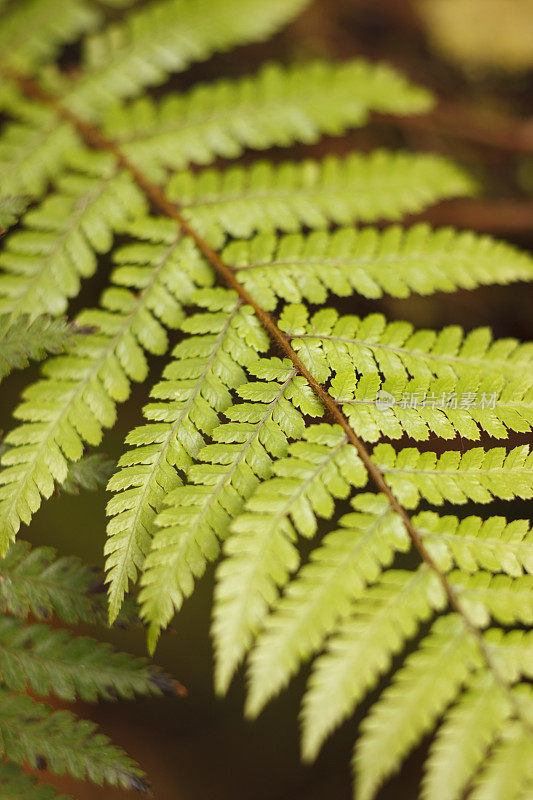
0, 314, 74, 381
0, 1, 532, 798
0, 534, 181, 795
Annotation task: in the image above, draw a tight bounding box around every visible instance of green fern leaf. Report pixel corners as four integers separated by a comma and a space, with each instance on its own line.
300, 566, 447, 761
139, 355, 321, 651
484, 629, 533, 683
339, 375, 533, 442
60, 453, 114, 495
213, 423, 368, 693
245, 494, 409, 717
65, 0, 312, 119
0, 151, 146, 317
227, 225, 533, 310
105, 288, 267, 621
0, 539, 113, 624
105, 60, 433, 181
0, 226, 212, 548
421, 673, 510, 800
0, 689, 147, 790
0, 196, 29, 233
469, 716, 533, 800
281, 305, 533, 381
375, 444, 533, 507
0, 0, 100, 73
1, 2, 532, 796
0, 761, 73, 800
449, 571, 533, 627
353, 614, 482, 800
0, 106, 80, 200
415, 512, 533, 576
0, 314, 74, 381
168, 151, 475, 239
0, 615, 169, 702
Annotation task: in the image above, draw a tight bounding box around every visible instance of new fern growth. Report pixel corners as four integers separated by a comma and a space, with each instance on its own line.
1, 0, 532, 798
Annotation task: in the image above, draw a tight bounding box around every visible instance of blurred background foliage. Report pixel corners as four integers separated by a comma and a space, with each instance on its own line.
417, 0, 533, 75
2, 0, 532, 797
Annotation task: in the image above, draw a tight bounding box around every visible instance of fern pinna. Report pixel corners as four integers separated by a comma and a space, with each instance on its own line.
0, 0, 532, 798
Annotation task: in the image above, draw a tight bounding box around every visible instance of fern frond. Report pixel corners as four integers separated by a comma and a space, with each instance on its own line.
375, 444, 533, 507
0, 226, 212, 548
339, 375, 533, 442
0, 151, 146, 317
0, 615, 167, 702
168, 151, 474, 239
0, 539, 110, 624
300, 566, 447, 761
105, 60, 433, 180
0, 689, 147, 790
0, 314, 73, 381
139, 356, 322, 651
0, 0, 100, 73
66, 0, 312, 119
245, 494, 409, 717
226, 225, 533, 310
415, 512, 533, 577
281, 305, 533, 382
0, 1, 532, 796
213, 423, 368, 693
61, 453, 114, 494
421, 673, 510, 800
105, 288, 267, 621
353, 614, 481, 800
0, 761, 73, 800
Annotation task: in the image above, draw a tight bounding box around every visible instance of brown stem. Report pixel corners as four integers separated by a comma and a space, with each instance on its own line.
2, 64, 528, 718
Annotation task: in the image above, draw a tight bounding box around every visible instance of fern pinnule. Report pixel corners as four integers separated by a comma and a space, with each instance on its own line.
0, 106, 80, 201
420, 673, 510, 800
244, 494, 408, 717
338, 375, 533, 443
300, 566, 447, 761
0, 196, 29, 233
415, 513, 533, 576
104, 60, 432, 180
0, 615, 165, 702
65, 0, 312, 120
167, 151, 475, 240
213, 423, 368, 693
375, 444, 533, 507
228, 225, 533, 310
0, 0, 100, 73
280, 305, 533, 383
105, 287, 268, 621
353, 614, 482, 800
138, 354, 321, 652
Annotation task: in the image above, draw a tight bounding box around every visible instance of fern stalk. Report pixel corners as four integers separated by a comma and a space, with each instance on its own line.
2, 34, 532, 800
4, 59, 530, 724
